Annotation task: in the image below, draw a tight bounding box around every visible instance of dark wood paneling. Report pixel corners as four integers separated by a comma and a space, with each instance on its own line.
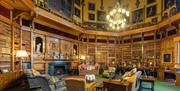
0, 5, 10, 19
35, 23, 78, 40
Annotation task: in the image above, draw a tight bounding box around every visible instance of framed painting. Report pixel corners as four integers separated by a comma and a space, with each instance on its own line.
88, 13, 95, 20
162, 50, 172, 63
75, 0, 80, 6
46, 37, 60, 59
74, 7, 80, 18
147, 5, 157, 17
163, 53, 172, 63
97, 11, 106, 21
61, 40, 73, 59
88, 2, 95, 11
132, 8, 144, 23
164, 0, 175, 10
147, 0, 156, 4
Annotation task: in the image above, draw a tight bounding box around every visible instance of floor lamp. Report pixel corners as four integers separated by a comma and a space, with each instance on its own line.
16, 50, 28, 71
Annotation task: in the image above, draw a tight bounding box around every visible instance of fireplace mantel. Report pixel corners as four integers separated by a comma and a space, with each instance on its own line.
44, 59, 71, 62
48, 61, 71, 75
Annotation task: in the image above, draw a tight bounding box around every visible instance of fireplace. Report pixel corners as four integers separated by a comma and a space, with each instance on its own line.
54, 65, 65, 75
48, 61, 71, 76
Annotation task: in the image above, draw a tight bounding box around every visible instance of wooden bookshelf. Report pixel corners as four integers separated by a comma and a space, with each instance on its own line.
143, 42, 155, 68
122, 45, 132, 66
132, 43, 142, 67
0, 21, 12, 70
116, 45, 122, 65
96, 45, 108, 63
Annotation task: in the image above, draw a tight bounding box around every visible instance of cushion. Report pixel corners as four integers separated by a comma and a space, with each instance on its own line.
32, 69, 41, 76
24, 69, 33, 77
50, 76, 59, 83
0, 69, 9, 73
109, 67, 116, 72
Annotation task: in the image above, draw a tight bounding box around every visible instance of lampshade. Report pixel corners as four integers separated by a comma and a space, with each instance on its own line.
80, 55, 86, 60
16, 50, 28, 57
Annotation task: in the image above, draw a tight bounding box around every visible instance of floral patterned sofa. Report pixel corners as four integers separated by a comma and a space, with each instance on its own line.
78, 63, 100, 75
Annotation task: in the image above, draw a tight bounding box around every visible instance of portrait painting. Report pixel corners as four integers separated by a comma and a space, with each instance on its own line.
75, 0, 80, 6
164, 0, 175, 10
89, 13, 95, 20
33, 34, 45, 61
147, 0, 156, 4
147, 5, 157, 17
132, 8, 144, 23
164, 54, 171, 62
88, 3, 95, 11
97, 11, 106, 21
74, 7, 80, 17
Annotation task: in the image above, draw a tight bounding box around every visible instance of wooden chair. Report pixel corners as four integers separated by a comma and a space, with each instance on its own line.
131, 71, 142, 91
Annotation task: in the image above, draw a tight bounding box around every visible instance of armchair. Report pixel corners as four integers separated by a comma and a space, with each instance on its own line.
121, 68, 142, 91
36, 76, 66, 91
131, 71, 142, 91
24, 69, 40, 89
102, 67, 116, 78
65, 78, 96, 91
78, 63, 100, 75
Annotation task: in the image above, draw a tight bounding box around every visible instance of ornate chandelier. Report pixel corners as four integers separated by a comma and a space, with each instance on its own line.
106, 1, 129, 30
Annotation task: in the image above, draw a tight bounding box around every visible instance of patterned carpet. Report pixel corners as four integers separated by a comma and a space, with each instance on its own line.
8, 76, 180, 91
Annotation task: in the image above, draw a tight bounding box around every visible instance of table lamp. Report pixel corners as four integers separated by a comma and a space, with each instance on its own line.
80, 55, 86, 60
16, 50, 28, 70
80, 55, 86, 63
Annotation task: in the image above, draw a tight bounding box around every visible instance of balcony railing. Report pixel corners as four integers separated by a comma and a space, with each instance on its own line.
33, 0, 180, 32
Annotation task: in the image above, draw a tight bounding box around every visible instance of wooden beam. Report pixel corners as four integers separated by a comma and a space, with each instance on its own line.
0, 0, 14, 10
21, 0, 35, 12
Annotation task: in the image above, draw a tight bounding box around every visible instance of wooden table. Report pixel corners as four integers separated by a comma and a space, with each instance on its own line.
139, 76, 155, 91
103, 80, 131, 91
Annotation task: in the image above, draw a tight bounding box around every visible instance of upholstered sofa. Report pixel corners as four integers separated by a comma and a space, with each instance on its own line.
78, 63, 100, 75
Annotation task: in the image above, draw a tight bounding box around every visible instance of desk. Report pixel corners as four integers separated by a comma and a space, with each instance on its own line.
176, 72, 180, 86
103, 80, 131, 91
139, 76, 155, 91
0, 71, 25, 90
